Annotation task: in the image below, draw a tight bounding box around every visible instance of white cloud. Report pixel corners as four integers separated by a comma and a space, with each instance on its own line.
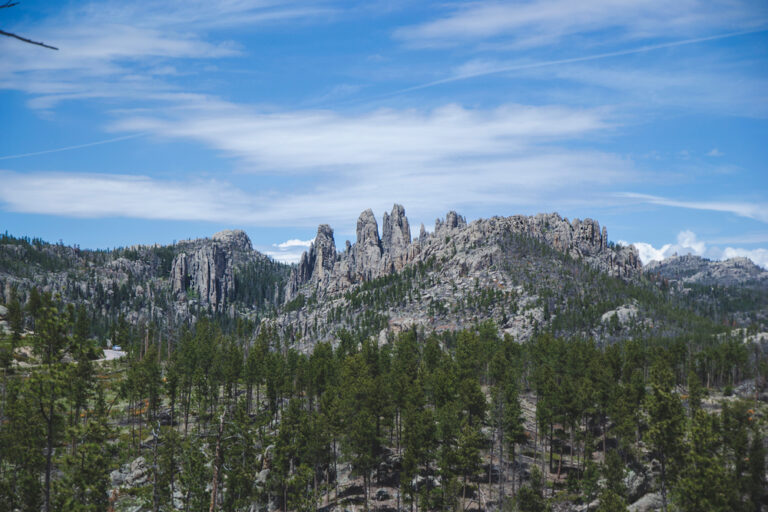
622, 230, 768, 269
0, 1, 329, 108
112, 99, 612, 172
275, 239, 313, 249
394, 0, 766, 48
621, 192, 768, 223
100, 98, 635, 229
0, 171, 260, 223
0, 143, 631, 231
707, 148, 724, 157
263, 237, 314, 265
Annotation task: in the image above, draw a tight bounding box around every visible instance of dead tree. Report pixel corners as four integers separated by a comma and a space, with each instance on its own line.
1, 1, 58, 50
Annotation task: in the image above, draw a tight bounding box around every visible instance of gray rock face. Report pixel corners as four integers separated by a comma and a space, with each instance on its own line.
628, 492, 663, 512
170, 229, 254, 312
286, 207, 642, 303
601, 302, 639, 327
280, 206, 644, 349
212, 229, 252, 251
354, 208, 383, 281
287, 204, 419, 300
435, 210, 466, 234
124, 456, 148, 487
382, 204, 412, 273
286, 224, 337, 298
313, 225, 337, 281
644, 254, 767, 287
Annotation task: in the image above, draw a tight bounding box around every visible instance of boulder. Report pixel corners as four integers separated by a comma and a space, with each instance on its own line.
124, 456, 148, 487
628, 492, 664, 512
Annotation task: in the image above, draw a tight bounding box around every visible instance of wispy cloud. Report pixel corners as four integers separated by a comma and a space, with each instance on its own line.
707, 148, 724, 157
0, 143, 633, 231
395, 0, 766, 48
112, 99, 612, 171
0, 0, 330, 108
0, 134, 145, 160
383, 30, 768, 118
623, 230, 768, 268
0, 171, 259, 223
621, 192, 768, 223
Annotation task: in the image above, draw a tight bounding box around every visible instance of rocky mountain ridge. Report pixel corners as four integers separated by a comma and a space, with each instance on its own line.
644, 253, 768, 287
273, 204, 644, 349
286, 204, 640, 302
0, 230, 289, 335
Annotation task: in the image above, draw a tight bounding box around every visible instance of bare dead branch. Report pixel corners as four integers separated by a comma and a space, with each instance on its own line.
0, 29, 57, 50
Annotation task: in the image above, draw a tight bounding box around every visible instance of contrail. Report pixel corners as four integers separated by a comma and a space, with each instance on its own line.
377, 28, 768, 100
0, 133, 145, 161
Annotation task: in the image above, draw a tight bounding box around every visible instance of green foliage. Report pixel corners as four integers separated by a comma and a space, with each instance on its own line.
0, 280, 764, 512
643, 359, 686, 511
516, 466, 549, 512
673, 409, 732, 512
284, 293, 306, 312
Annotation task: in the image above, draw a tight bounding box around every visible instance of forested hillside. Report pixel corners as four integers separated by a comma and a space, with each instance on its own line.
0, 209, 766, 511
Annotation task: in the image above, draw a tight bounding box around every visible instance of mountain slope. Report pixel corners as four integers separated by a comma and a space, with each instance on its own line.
0, 230, 290, 337
268, 205, 747, 350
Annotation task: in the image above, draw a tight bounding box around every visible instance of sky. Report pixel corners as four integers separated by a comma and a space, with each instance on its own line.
1, 0, 767, 267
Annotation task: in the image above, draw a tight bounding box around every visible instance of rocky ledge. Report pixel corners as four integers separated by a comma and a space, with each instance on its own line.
286, 204, 641, 302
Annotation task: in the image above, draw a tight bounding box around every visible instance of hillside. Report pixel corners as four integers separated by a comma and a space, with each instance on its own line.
0, 230, 290, 339
269, 205, 766, 351
1, 207, 766, 512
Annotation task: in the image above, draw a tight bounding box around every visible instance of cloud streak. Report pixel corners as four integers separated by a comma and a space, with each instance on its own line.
621, 193, 768, 224
112, 100, 612, 172
395, 0, 766, 48
0, 172, 260, 223
0, 134, 145, 161
388, 29, 768, 98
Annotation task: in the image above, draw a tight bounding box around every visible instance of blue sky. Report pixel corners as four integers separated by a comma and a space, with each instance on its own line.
1, 0, 767, 266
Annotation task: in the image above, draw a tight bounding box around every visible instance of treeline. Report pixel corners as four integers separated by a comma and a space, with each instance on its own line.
0, 297, 765, 511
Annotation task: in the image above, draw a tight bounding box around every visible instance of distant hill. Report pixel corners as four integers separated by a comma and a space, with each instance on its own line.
0, 230, 290, 338
3, 207, 767, 347
644, 254, 768, 287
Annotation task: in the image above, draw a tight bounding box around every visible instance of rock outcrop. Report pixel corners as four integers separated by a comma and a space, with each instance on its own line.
644, 254, 768, 287
382, 204, 412, 273
1, 228, 290, 330
272, 203, 649, 351
286, 225, 337, 298
353, 209, 384, 281
170, 229, 255, 312
285, 204, 642, 305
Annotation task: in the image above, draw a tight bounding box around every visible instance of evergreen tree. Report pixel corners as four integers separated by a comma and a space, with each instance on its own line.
643, 360, 685, 512
673, 409, 732, 512
54, 387, 112, 511
340, 352, 380, 510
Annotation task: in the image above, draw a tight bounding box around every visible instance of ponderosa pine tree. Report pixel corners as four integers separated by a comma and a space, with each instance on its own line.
643, 359, 685, 512
673, 408, 732, 512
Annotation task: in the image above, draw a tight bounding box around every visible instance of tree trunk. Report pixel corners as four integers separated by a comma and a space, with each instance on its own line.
511, 444, 516, 496
489, 426, 494, 489
499, 430, 505, 505
462, 474, 467, 512
43, 399, 54, 512
548, 423, 554, 474
209, 411, 226, 512
152, 426, 160, 512
660, 458, 668, 512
